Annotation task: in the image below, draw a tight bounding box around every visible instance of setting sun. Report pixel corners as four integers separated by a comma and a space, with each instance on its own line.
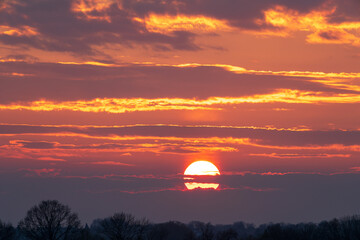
184, 161, 221, 176
184, 161, 220, 190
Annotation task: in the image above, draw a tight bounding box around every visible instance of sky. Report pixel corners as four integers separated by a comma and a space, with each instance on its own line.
1, 0, 360, 225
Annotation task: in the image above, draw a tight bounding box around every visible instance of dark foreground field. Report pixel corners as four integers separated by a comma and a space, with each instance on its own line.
1, 200, 360, 240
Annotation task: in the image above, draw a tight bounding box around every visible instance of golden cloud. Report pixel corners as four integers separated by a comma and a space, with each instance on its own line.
134, 14, 233, 34
1, 89, 360, 114
259, 5, 360, 46
71, 0, 116, 22
0, 25, 38, 36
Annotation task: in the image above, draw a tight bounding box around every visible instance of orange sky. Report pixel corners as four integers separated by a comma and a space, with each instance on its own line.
1, 0, 360, 224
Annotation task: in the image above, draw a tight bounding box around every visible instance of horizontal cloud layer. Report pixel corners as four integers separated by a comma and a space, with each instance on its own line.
1, 0, 360, 54
0, 61, 359, 104
1, 124, 360, 146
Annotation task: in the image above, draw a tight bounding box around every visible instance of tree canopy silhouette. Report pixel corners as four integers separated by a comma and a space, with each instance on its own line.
18, 200, 80, 240
0, 220, 15, 240
4, 199, 360, 240
96, 212, 149, 240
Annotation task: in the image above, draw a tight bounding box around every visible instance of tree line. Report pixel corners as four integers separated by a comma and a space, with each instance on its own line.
1, 200, 360, 240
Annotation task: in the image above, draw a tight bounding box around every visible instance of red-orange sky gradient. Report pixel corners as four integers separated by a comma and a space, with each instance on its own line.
1, 0, 360, 225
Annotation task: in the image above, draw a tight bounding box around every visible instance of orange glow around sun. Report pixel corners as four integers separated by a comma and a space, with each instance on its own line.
184, 161, 220, 190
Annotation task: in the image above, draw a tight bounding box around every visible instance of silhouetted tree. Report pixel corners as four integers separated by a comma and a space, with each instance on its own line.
261, 223, 283, 240
216, 228, 238, 240
257, 217, 360, 240
298, 223, 316, 240
339, 215, 360, 239
192, 222, 214, 240
77, 224, 98, 240
230, 222, 261, 239
0, 220, 15, 240
10, 198, 360, 240
18, 200, 81, 240
147, 221, 195, 240
97, 212, 148, 240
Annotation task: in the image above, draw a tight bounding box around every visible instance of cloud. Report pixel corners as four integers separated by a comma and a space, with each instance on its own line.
21, 168, 61, 177
133, 14, 233, 34
123, 0, 327, 30
257, 4, 360, 47
1, 0, 359, 55
249, 153, 351, 158
9, 140, 57, 149
350, 167, 360, 172
0, 0, 200, 53
0, 54, 39, 62
81, 184, 278, 194
1, 124, 359, 175
1, 124, 360, 147
63, 173, 180, 180
327, 0, 360, 23
2, 90, 360, 114
127, 0, 360, 47
219, 170, 360, 177
91, 161, 134, 166
36, 157, 67, 162
0, 61, 359, 105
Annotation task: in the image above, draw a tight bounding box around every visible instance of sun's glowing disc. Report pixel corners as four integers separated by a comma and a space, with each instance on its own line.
184, 161, 220, 190
184, 161, 220, 176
